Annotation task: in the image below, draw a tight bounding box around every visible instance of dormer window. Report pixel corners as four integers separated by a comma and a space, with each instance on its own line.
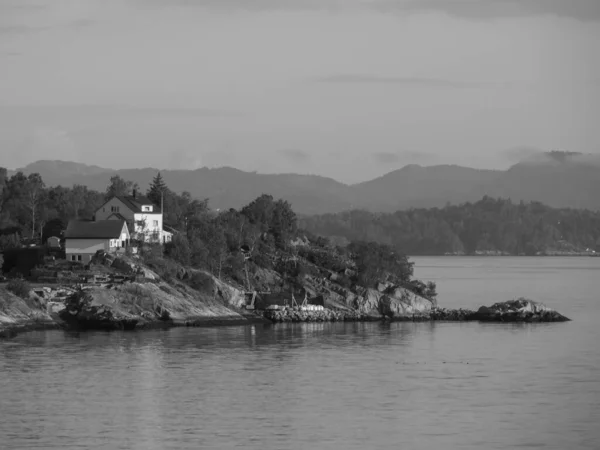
142, 205, 153, 212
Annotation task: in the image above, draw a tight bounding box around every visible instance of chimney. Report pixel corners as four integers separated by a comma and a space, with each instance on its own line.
133, 188, 137, 199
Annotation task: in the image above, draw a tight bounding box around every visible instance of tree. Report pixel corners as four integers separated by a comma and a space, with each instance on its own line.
165, 233, 191, 266
147, 172, 168, 209
105, 175, 139, 200
42, 218, 66, 243
24, 173, 46, 239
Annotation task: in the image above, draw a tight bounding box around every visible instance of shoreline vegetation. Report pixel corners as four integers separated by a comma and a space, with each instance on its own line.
0, 172, 573, 339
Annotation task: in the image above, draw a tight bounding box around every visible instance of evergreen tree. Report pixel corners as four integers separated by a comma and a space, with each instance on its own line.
147, 172, 168, 208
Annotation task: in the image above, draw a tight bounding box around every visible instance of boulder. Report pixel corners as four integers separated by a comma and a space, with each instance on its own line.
59, 290, 139, 330
136, 267, 157, 281
111, 257, 136, 274
92, 250, 116, 267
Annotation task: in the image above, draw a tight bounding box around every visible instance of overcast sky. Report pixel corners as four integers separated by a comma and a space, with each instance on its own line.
1, 0, 599, 182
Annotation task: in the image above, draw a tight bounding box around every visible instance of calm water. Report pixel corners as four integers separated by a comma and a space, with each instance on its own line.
1, 257, 598, 450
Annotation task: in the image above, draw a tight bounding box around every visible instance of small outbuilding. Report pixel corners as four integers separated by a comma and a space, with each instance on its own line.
47, 236, 61, 248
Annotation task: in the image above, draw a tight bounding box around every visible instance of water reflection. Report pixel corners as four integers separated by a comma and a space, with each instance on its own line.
1, 257, 599, 450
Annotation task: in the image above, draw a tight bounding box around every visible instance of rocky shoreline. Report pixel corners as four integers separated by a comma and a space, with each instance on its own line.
0, 252, 571, 340
263, 299, 571, 324
1, 298, 570, 338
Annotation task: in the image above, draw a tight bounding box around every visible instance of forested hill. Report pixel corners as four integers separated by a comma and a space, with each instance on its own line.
298, 197, 600, 256
8, 151, 600, 214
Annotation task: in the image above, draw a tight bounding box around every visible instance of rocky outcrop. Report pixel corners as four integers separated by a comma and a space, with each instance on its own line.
472, 298, 570, 322
59, 290, 140, 331
0, 286, 58, 338
262, 299, 570, 323
430, 307, 476, 321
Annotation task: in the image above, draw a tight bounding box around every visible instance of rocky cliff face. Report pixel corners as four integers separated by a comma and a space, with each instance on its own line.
0, 286, 56, 337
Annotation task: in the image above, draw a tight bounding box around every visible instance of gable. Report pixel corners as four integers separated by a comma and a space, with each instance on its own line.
119, 221, 131, 239
96, 197, 135, 216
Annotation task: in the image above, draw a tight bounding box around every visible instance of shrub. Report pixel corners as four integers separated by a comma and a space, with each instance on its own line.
145, 257, 179, 282
7, 278, 31, 299
188, 271, 216, 294
424, 281, 438, 300
164, 234, 191, 266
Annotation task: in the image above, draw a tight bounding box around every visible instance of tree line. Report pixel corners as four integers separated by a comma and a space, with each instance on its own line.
299, 196, 600, 255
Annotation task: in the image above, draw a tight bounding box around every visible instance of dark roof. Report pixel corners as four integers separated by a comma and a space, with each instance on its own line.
107, 212, 128, 221
65, 220, 127, 239
116, 195, 158, 213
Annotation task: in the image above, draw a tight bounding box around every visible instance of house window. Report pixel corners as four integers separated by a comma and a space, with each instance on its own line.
71, 255, 76, 261
153, 220, 159, 227
143, 205, 152, 212
77, 255, 82, 261
111, 206, 120, 213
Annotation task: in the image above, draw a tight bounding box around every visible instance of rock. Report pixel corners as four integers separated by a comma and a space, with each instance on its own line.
92, 250, 116, 267
111, 257, 136, 274
473, 299, 570, 322
59, 290, 139, 331
136, 267, 157, 281
176, 266, 189, 280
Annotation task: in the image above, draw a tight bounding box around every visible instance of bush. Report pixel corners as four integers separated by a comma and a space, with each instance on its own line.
425, 281, 438, 300
7, 278, 31, 299
145, 257, 179, 282
188, 271, 216, 294
164, 234, 191, 266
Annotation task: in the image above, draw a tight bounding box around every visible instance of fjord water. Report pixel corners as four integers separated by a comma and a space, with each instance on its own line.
1, 257, 598, 450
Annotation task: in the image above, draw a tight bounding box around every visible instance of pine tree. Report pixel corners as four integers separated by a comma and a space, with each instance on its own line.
147, 172, 168, 208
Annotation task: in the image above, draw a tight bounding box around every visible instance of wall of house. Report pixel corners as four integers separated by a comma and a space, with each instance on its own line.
65, 238, 109, 263
133, 213, 163, 241
95, 198, 135, 222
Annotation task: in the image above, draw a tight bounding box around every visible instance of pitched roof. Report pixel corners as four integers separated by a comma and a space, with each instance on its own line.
116, 195, 159, 213
107, 212, 128, 221
65, 220, 127, 239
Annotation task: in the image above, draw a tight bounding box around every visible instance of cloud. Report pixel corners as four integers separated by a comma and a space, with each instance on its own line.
169, 149, 203, 170
501, 147, 600, 166
137, 0, 356, 13
314, 74, 508, 89
373, 152, 401, 164
277, 149, 311, 163
1, 104, 244, 120
371, 0, 600, 22
373, 151, 435, 165
10, 127, 80, 167
0, 24, 49, 35
500, 146, 544, 162
134, 0, 600, 21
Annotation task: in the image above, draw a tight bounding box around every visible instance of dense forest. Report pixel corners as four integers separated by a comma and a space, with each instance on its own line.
299, 197, 600, 256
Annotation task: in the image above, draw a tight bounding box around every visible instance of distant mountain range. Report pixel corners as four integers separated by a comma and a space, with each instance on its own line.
8, 151, 600, 214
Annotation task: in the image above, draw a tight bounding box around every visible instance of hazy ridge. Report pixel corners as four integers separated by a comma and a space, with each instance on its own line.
10, 151, 600, 214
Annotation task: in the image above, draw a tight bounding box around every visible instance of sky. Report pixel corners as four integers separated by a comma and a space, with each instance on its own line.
1, 0, 599, 183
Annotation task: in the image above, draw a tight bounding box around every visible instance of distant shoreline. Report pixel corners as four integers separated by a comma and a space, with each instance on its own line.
415, 254, 599, 257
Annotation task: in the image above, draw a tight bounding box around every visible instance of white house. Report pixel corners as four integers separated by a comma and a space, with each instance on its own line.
94, 191, 172, 244
64, 219, 130, 264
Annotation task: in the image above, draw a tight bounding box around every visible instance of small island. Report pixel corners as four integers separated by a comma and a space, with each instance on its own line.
0, 173, 570, 338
